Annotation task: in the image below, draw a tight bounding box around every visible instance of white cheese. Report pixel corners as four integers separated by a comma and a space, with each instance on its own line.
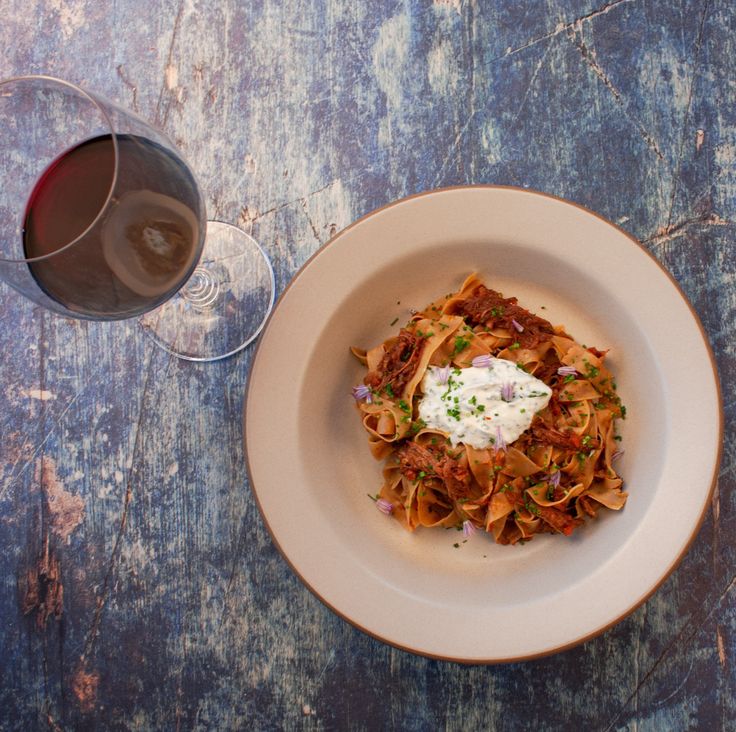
418, 359, 552, 449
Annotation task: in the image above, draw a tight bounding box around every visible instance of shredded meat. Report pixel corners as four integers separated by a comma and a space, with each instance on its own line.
534, 352, 563, 383
397, 441, 471, 501
503, 490, 580, 536
577, 495, 598, 518
538, 505, 583, 536
547, 391, 563, 418
365, 329, 424, 397
530, 421, 582, 450
454, 285, 555, 348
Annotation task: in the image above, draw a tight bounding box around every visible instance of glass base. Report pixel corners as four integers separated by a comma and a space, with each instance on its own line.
139, 221, 275, 361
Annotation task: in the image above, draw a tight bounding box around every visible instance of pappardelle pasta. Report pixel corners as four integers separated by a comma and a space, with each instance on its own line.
350, 274, 627, 545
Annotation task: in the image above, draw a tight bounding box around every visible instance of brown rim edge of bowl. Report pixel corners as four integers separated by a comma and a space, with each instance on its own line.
242, 184, 725, 665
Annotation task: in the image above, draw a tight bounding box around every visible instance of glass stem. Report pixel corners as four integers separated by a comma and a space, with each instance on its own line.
181, 267, 220, 310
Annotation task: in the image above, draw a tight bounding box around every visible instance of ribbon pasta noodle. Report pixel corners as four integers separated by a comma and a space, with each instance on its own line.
351, 274, 627, 545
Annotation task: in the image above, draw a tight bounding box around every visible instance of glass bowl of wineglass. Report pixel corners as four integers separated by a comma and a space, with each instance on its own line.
0, 75, 274, 361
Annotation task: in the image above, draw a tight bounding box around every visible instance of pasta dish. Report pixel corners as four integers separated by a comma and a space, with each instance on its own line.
351, 274, 627, 545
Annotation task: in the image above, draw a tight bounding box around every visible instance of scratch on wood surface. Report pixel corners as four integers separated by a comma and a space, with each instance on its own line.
432, 110, 478, 187
467, 0, 477, 180
712, 481, 720, 577
81, 349, 171, 663
1, 432, 33, 479
230, 172, 335, 220
154, 0, 186, 126
632, 604, 646, 722
602, 573, 736, 731
21, 535, 63, 629
652, 654, 696, 706
80, 479, 133, 661
665, 0, 711, 230
45, 711, 63, 732
711, 480, 720, 521
0, 387, 85, 503
493, 0, 636, 61
315, 649, 336, 683
717, 457, 736, 482
116, 64, 140, 113
300, 198, 323, 243
566, 30, 665, 162
643, 210, 733, 247
716, 626, 726, 667
511, 41, 552, 126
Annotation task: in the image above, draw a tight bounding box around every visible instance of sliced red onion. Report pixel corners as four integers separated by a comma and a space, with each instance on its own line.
462, 520, 476, 538
612, 450, 625, 462
494, 426, 507, 452
501, 382, 514, 402
472, 354, 493, 368
557, 365, 577, 376
352, 384, 372, 403
511, 319, 524, 333
436, 364, 450, 385
376, 498, 394, 515
549, 470, 561, 488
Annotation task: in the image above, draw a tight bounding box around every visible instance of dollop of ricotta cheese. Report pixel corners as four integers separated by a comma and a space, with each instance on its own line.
418, 359, 552, 449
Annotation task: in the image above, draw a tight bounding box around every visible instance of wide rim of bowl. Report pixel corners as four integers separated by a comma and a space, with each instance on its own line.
243, 184, 723, 664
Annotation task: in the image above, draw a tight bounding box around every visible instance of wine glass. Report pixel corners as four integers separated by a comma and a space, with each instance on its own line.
0, 75, 274, 361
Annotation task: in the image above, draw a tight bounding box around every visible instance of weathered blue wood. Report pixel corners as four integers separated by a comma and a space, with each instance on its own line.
0, 0, 734, 729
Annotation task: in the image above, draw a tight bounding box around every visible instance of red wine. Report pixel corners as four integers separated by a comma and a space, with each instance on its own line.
23, 134, 203, 319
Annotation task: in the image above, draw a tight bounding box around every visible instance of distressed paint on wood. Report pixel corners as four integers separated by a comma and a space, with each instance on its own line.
0, 0, 734, 729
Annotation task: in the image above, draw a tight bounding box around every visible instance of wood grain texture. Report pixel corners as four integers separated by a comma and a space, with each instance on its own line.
0, 0, 733, 729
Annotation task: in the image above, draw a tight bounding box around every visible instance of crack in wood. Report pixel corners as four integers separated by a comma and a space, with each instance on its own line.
21, 534, 63, 629
492, 0, 637, 61
154, 0, 186, 127
239, 182, 335, 225
712, 481, 721, 579
602, 573, 736, 731
299, 198, 323, 243
665, 0, 711, 231
80, 348, 172, 664
510, 41, 552, 127
716, 625, 726, 667
643, 210, 733, 247
652, 654, 696, 707
116, 64, 140, 113
0, 388, 86, 503
432, 109, 478, 188
566, 29, 666, 162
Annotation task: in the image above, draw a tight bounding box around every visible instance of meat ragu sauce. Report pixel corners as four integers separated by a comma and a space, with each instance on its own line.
351, 274, 627, 546
396, 441, 472, 502
364, 329, 424, 397
452, 285, 555, 349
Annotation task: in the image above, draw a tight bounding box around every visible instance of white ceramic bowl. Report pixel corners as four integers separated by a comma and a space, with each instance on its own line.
245, 186, 722, 662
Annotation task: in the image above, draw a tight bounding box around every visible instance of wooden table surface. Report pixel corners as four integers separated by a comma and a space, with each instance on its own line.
1, 1, 733, 729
